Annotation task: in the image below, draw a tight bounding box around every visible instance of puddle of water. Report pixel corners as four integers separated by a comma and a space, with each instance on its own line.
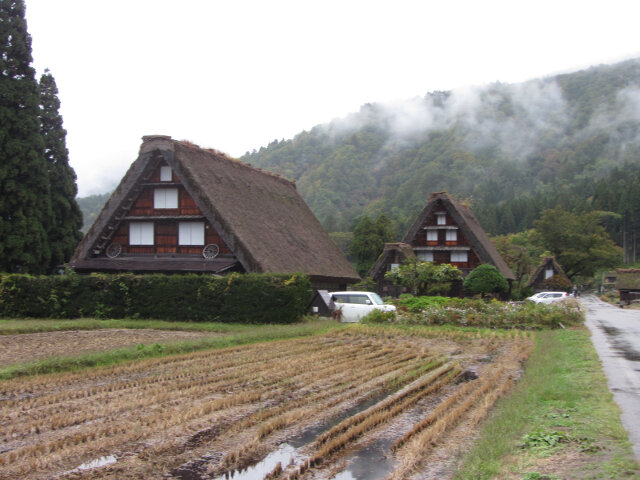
614, 343, 640, 362
600, 325, 622, 336
72, 455, 117, 472
331, 438, 395, 480
176, 389, 396, 479
289, 391, 390, 448
213, 443, 300, 480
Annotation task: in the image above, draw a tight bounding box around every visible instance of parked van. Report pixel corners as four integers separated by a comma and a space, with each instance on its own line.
329, 291, 396, 323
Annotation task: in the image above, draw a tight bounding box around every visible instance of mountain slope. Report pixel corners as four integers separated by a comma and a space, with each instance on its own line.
241, 58, 640, 239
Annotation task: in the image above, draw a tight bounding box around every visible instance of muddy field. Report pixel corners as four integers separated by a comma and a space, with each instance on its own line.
0, 327, 532, 480
0, 329, 221, 367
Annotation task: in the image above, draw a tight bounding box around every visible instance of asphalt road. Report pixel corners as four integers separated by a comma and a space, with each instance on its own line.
582, 295, 640, 459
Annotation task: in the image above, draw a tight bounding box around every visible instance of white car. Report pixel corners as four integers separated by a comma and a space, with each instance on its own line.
329, 291, 396, 323
526, 291, 569, 304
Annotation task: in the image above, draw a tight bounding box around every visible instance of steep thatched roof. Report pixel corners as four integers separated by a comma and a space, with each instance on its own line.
616, 269, 640, 290
402, 192, 515, 280
526, 257, 568, 287
369, 243, 416, 281
71, 136, 359, 283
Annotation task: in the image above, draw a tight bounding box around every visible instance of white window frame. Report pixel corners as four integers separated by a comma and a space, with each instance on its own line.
179, 222, 205, 246
446, 230, 457, 242
545, 268, 554, 279
426, 230, 438, 242
437, 214, 446, 225
129, 222, 154, 245
154, 188, 178, 209
450, 251, 468, 263
417, 252, 434, 262
160, 166, 172, 182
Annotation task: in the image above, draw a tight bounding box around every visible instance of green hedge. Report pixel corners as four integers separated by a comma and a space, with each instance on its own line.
0, 272, 311, 324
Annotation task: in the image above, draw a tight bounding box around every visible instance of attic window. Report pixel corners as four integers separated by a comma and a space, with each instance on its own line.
179, 222, 205, 246
129, 222, 154, 245
160, 166, 172, 182
437, 214, 446, 225
545, 268, 554, 279
446, 230, 457, 242
426, 230, 438, 242
154, 188, 178, 208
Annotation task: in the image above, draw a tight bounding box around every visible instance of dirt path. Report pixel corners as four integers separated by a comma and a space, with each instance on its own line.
0, 329, 221, 367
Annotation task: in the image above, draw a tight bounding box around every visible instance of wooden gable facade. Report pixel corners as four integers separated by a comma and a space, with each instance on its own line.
108, 161, 233, 258
70, 136, 360, 289
369, 192, 514, 297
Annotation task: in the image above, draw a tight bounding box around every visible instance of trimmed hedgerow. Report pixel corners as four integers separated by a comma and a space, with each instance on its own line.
0, 272, 311, 324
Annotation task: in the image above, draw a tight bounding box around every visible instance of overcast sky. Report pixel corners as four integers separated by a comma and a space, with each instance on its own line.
24, 0, 640, 197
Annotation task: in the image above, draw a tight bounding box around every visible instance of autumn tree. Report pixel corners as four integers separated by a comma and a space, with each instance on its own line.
0, 0, 51, 273
39, 69, 83, 270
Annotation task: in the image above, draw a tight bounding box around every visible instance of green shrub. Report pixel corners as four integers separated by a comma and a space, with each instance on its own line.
0, 272, 311, 324
385, 295, 583, 329
360, 308, 396, 323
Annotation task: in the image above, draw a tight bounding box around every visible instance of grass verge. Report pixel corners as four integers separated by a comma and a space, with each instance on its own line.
454, 327, 640, 479
0, 319, 343, 379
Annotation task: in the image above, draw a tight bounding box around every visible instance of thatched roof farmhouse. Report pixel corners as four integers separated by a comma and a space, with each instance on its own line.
369, 192, 514, 296
70, 136, 359, 289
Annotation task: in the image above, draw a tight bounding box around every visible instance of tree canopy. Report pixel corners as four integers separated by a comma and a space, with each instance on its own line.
463, 264, 509, 297
0, 0, 51, 273
39, 69, 83, 271
0, 1, 82, 273
350, 214, 395, 276
532, 208, 621, 279
385, 260, 462, 296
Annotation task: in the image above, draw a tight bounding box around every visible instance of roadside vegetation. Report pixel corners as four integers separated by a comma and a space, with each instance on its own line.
365, 294, 584, 329
455, 328, 639, 479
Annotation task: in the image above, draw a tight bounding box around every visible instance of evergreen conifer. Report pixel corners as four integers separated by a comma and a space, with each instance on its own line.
0, 0, 51, 273
39, 69, 82, 271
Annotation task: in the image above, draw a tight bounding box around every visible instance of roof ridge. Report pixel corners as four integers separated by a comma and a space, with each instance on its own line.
173, 138, 296, 187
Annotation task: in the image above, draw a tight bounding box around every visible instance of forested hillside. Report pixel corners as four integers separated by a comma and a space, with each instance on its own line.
242, 58, 640, 260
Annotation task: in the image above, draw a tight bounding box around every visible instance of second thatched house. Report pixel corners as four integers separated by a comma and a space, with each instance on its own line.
370, 192, 515, 296
69, 135, 359, 290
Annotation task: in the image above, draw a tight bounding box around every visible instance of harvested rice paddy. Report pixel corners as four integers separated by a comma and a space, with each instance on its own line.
0, 326, 532, 479
0, 329, 221, 367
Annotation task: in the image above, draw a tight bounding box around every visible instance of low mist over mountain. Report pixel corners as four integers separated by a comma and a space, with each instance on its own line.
242, 58, 640, 241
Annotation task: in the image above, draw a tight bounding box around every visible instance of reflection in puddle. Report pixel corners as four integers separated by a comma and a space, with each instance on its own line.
331, 439, 395, 480
213, 444, 301, 480
76, 455, 117, 471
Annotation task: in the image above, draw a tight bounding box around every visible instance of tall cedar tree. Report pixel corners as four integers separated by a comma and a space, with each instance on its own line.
39, 69, 83, 270
0, 0, 51, 273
